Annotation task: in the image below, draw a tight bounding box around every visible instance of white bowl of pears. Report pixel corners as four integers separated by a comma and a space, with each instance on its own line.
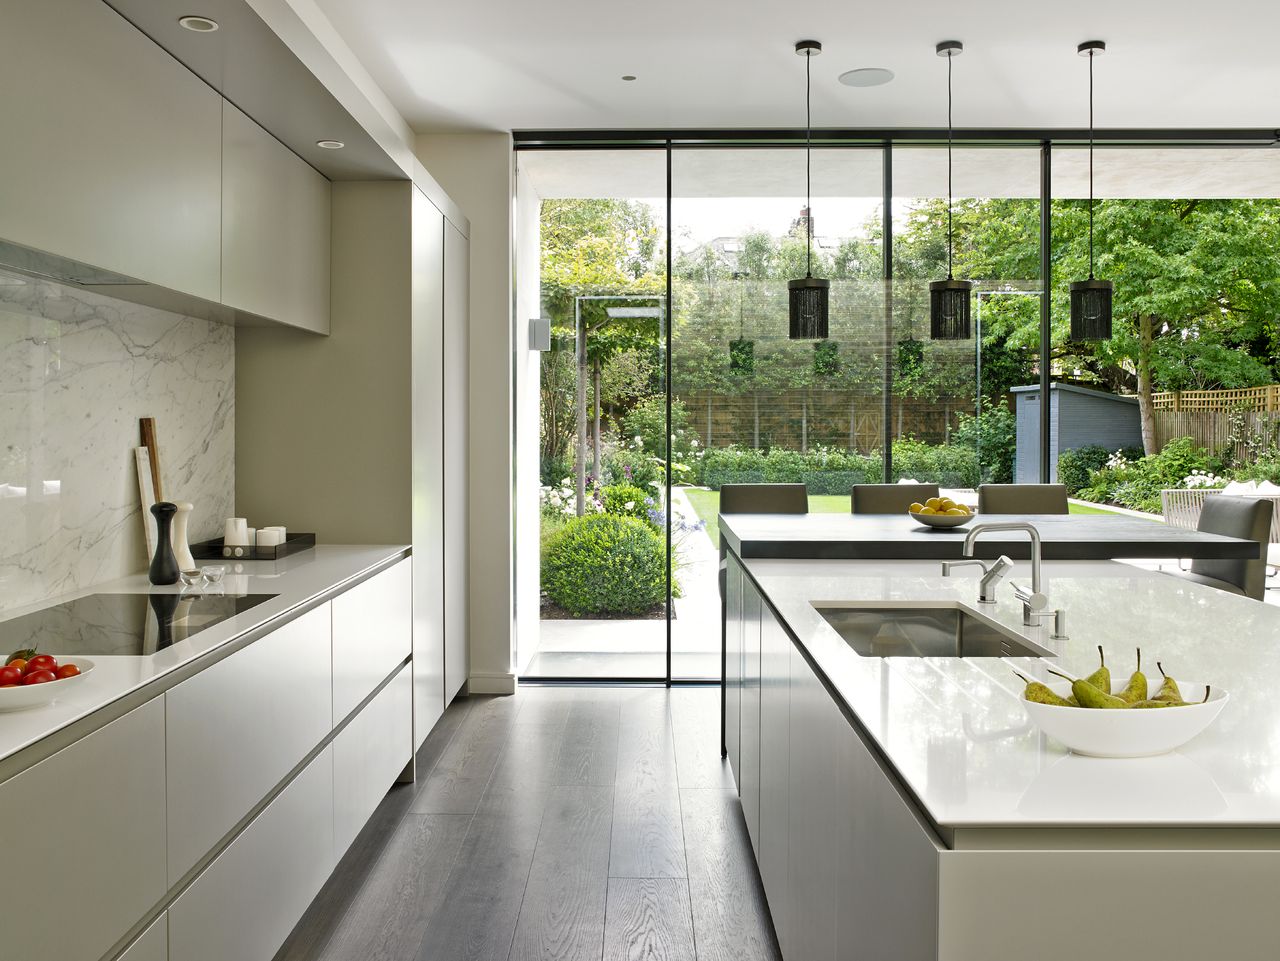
1017, 647, 1228, 758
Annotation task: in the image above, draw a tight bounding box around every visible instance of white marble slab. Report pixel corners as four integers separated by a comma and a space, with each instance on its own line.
744, 556, 1280, 828
0, 545, 409, 767
0, 269, 233, 613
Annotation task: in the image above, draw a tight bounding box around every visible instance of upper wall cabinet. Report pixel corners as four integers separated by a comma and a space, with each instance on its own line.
222, 103, 331, 333
0, 0, 222, 300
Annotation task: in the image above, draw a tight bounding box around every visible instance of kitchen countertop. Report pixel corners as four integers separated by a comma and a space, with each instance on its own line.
0, 545, 409, 770
744, 555, 1280, 829
721, 512, 1261, 561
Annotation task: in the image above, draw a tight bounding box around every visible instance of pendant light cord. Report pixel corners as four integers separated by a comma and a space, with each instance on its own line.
805, 49, 813, 279
947, 51, 954, 280
1088, 48, 1095, 280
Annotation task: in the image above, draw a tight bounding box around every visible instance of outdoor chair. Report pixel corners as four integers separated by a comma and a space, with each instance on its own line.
850, 483, 940, 514
977, 483, 1069, 515
1163, 495, 1273, 600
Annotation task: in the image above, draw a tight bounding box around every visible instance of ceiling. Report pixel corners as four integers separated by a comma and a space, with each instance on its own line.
311, 0, 1280, 134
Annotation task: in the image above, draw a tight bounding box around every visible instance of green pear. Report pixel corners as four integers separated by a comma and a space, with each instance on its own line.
1118, 648, 1148, 704
1128, 698, 1178, 709
1154, 662, 1185, 705
1048, 668, 1127, 709
1014, 671, 1075, 707
1083, 645, 1111, 695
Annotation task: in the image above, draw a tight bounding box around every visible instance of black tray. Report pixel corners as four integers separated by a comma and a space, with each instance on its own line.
190, 532, 316, 561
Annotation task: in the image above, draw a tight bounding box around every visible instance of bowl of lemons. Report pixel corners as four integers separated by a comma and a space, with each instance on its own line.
908, 496, 974, 529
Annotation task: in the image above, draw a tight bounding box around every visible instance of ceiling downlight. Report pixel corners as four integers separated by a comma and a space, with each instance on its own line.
177, 15, 219, 32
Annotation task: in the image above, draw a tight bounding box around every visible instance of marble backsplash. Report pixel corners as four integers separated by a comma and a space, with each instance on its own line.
0, 269, 234, 613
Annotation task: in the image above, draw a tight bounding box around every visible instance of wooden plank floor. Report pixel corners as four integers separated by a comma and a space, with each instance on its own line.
274, 686, 781, 961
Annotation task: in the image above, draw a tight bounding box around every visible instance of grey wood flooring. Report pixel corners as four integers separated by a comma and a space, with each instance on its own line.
274, 686, 781, 961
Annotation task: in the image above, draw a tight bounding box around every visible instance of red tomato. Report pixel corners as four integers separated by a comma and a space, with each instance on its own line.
54, 664, 81, 680
0, 665, 22, 686
21, 670, 56, 685
26, 654, 58, 675
7, 658, 27, 674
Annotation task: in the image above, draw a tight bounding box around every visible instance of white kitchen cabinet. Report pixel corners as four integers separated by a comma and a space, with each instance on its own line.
411, 187, 446, 746
788, 643, 839, 961
757, 599, 791, 954
331, 559, 412, 723
740, 573, 763, 854
165, 604, 332, 882
221, 101, 331, 332
116, 913, 167, 961
169, 745, 335, 961
0, 0, 222, 299
333, 663, 413, 855
0, 699, 166, 961
443, 219, 470, 702
724, 554, 743, 782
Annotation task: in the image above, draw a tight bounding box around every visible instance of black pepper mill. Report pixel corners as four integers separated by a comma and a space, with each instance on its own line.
149, 502, 180, 585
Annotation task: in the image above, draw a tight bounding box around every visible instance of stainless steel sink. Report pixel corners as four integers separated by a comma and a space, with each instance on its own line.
814, 605, 1050, 658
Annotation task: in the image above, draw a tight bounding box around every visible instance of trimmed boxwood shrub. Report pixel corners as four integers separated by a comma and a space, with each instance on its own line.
600, 483, 655, 526
1057, 445, 1112, 495
541, 514, 666, 616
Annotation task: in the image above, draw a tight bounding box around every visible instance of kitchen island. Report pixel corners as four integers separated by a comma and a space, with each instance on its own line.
723, 548, 1280, 960
0, 545, 416, 961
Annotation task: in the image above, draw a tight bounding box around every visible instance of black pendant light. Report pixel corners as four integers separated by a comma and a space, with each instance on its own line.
789, 39, 830, 340
1070, 40, 1114, 340
728, 270, 755, 373
929, 40, 972, 340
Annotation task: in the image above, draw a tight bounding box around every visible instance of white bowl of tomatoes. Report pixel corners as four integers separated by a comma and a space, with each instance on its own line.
0, 651, 94, 712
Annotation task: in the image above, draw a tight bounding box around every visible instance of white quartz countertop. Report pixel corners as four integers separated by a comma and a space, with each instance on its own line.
0, 545, 409, 767
745, 556, 1280, 829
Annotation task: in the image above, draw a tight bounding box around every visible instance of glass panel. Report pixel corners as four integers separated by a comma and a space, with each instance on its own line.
1050, 147, 1280, 517
891, 146, 1042, 495
517, 149, 669, 679
669, 146, 885, 680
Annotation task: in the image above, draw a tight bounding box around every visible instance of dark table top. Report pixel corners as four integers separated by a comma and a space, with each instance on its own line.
719, 512, 1263, 561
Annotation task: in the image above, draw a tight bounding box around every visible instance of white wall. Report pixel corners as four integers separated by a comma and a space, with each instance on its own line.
414, 133, 517, 692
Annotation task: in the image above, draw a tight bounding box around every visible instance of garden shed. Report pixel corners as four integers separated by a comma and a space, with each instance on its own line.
1012, 383, 1143, 483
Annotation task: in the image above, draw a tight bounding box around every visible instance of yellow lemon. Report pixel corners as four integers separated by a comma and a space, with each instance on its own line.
925, 497, 942, 510
939, 497, 956, 510
919, 506, 937, 515
946, 507, 966, 516
958, 504, 972, 514
908, 502, 925, 513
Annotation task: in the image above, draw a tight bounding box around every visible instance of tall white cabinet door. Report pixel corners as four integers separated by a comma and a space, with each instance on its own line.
117, 913, 167, 961
443, 220, 470, 702
411, 187, 446, 746
0, 0, 221, 299
757, 602, 791, 953
724, 554, 743, 784
169, 746, 335, 961
331, 558, 412, 723
0, 699, 166, 961
740, 576, 763, 853
166, 604, 333, 881
221, 102, 331, 332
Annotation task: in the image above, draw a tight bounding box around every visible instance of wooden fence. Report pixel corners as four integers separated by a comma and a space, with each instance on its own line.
1154, 409, 1280, 460
1151, 385, 1280, 412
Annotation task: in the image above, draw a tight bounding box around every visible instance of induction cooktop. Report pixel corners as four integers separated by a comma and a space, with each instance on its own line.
0, 592, 278, 657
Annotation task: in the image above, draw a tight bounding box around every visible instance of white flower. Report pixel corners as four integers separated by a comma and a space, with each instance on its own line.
634, 435, 644, 448
690, 438, 700, 448
624, 501, 636, 510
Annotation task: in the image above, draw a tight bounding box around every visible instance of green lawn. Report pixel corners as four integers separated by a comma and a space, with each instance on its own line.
682, 488, 1124, 548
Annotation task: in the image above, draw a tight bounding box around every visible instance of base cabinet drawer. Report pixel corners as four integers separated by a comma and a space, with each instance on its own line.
333, 663, 413, 855
0, 698, 166, 961
117, 913, 167, 961
332, 559, 412, 723
166, 604, 332, 881
169, 746, 335, 961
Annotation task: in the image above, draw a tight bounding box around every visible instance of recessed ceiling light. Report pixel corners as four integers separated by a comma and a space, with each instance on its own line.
621, 75, 637, 81
178, 15, 219, 32
838, 67, 894, 87
316, 140, 345, 149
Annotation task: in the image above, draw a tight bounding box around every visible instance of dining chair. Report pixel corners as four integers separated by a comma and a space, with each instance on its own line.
851, 483, 940, 514
1165, 495, 1273, 601
977, 483, 1069, 515
718, 484, 808, 598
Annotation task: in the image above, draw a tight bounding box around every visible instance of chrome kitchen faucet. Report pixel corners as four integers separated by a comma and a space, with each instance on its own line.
944, 521, 1068, 639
